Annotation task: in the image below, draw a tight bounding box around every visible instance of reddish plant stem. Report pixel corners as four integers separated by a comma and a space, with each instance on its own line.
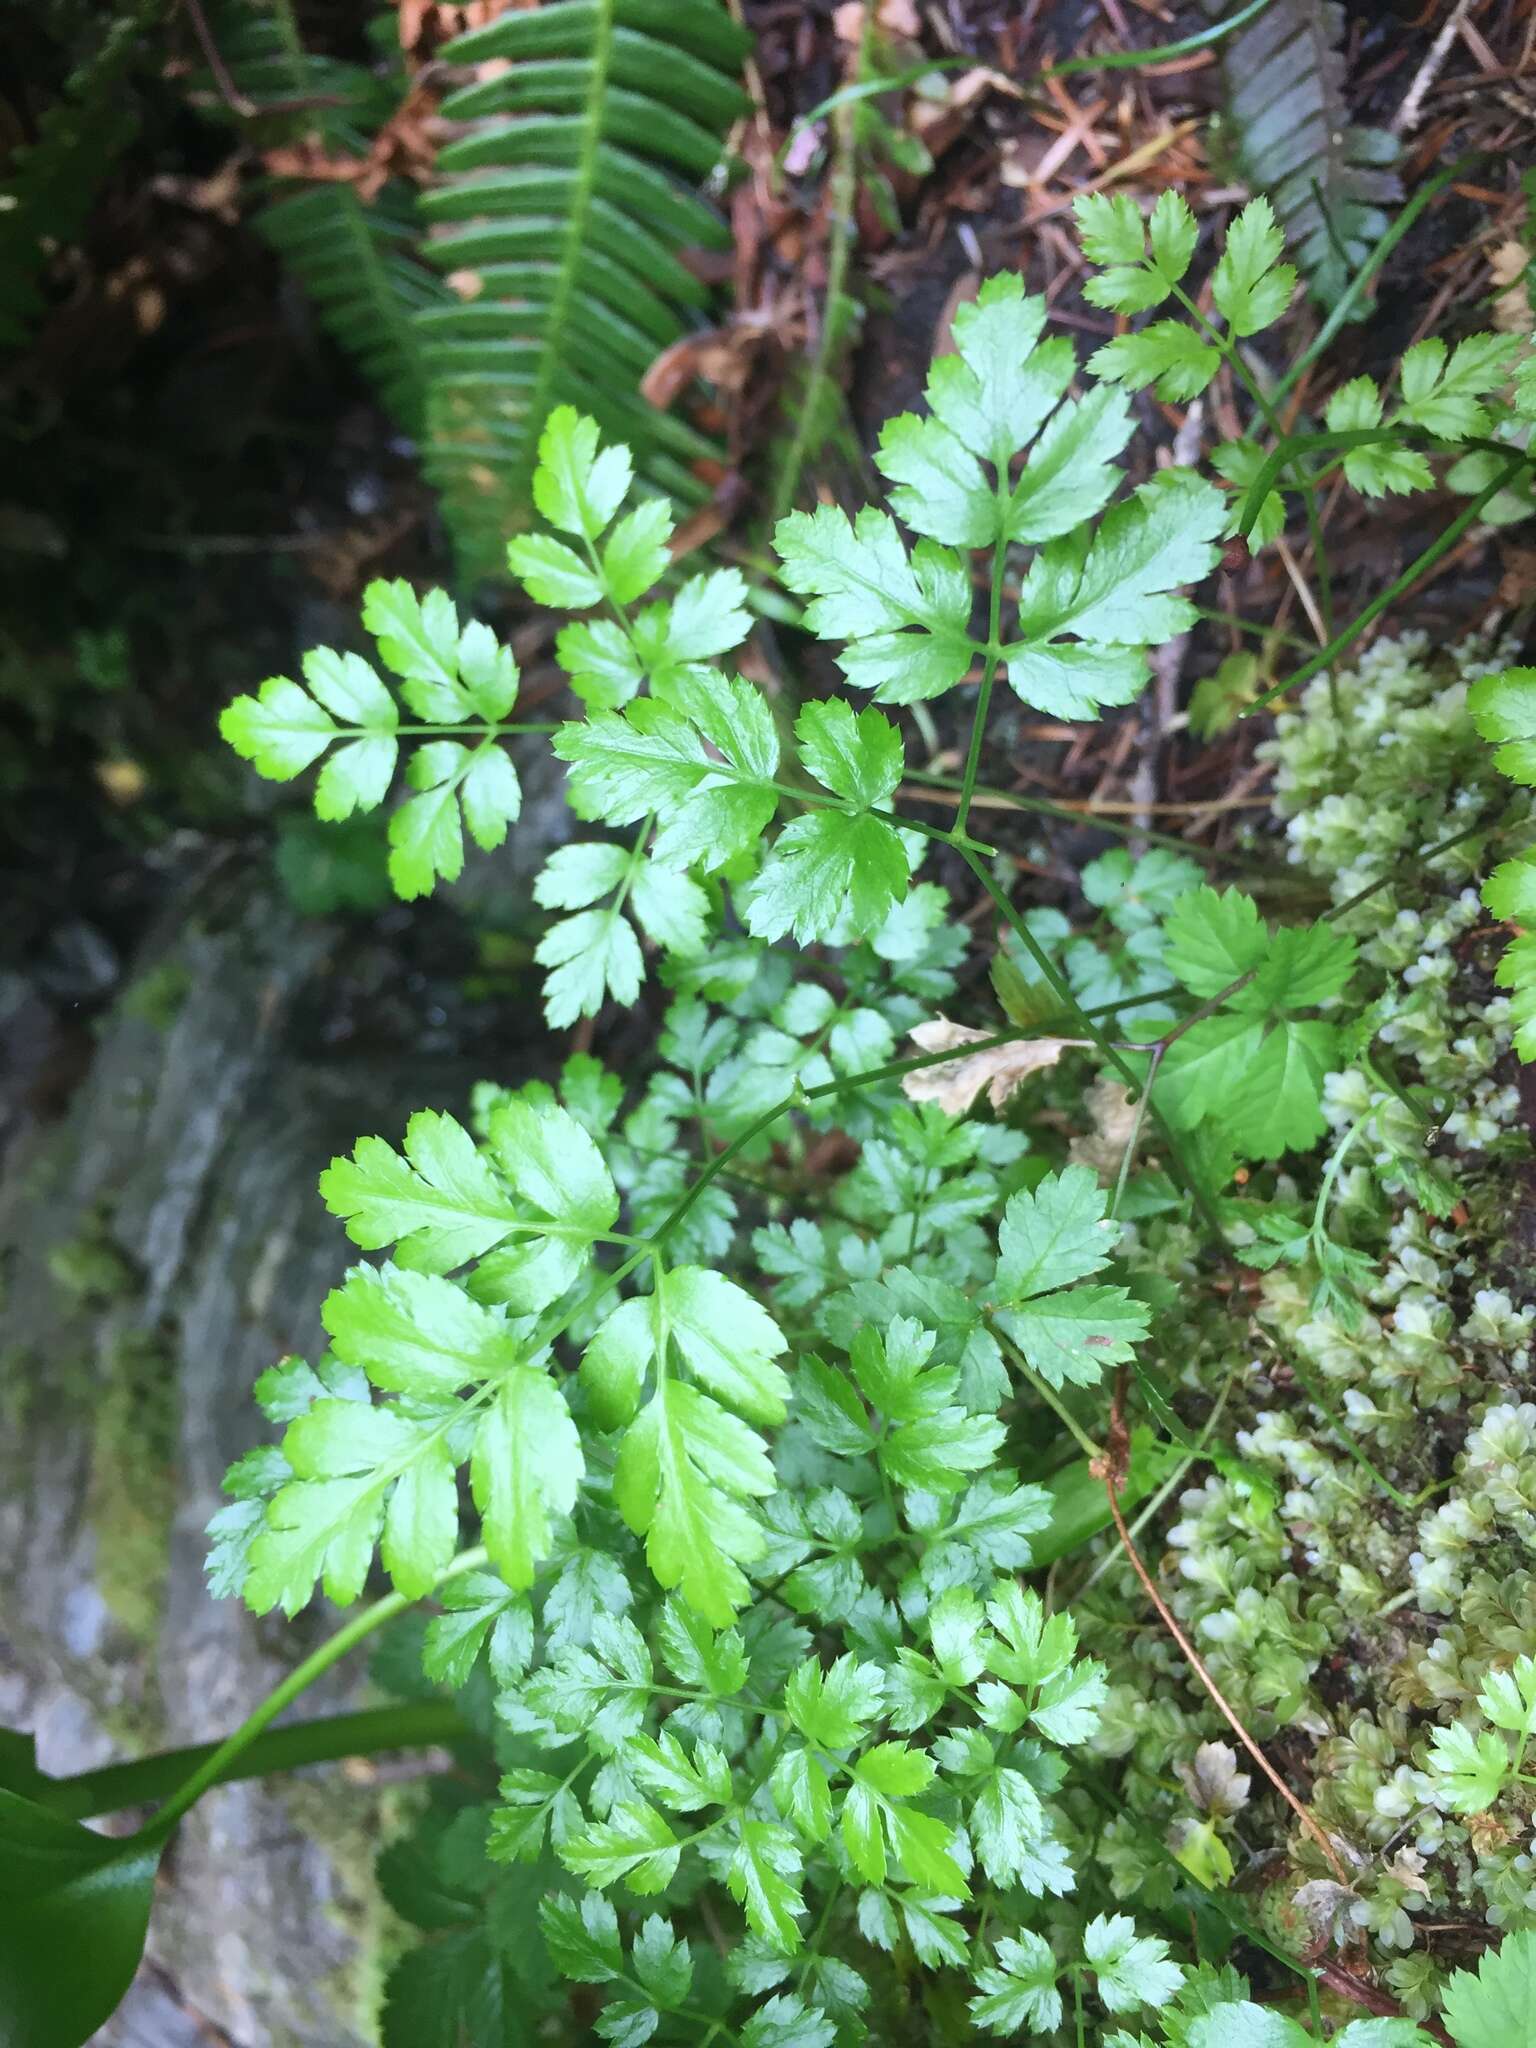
1099, 1467, 1353, 1888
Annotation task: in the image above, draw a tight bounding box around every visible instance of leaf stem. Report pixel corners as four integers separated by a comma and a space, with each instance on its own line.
1264, 1345, 1416, 1511
994, 1330, 1105, 1460
902, 768, 1229, 862
1243, 456, 1526, 716
385, 723, 556, 738
1109, 1047, 1161, 1218
954, 532, 1010, 843
1044, 0, 1274, 74
1270, 155, 1478, 412
131, 1546, 486, 1844
36, 1701, 469, 1823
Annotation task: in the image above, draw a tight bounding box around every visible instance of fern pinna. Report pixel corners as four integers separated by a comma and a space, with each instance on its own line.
419, 0, 749, 572
1201, 0, 1400, 310
198, 3, 450, 433
202, 1, 748, 575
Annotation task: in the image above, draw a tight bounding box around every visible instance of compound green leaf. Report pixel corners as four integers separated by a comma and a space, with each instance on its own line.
748, 811, 909, 945
323, 1262, 520, 1396
728, 1822, 806, 1954
471, 1367, 584, 1589
1163, 886, 1269, 997
221, 674, 340, 779
1441, 1928, 1536, 2048
663, 1266, 790, 1426
540, 1890, 622, 1983
422, 1571, 533, 1690
1084, 1913, 1185, 2014
1469, 667, 1536, 785
530, 405, 632, 540
1007, 471, 1223, 717
969, 1931, 1062, 2036
1210, 197, 1295, 337
613, 1379, 773, 1624
1425, 1721, 1509, 1814
784, 1655, 885, 1749
320, 1109, 517, 1274
1088, 321, 1220, 403
795, 700, 904, 807
561, 1801, 680, 1895
1399, 333, 1519, 442
773, 506, 973, 706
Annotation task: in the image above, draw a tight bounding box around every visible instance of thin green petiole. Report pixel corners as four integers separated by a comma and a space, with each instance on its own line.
133, 1547, 487, 1844
384, 723, 557, 737
32, 1701, 469, 1822
902, 767, 1231, 862
995, 1329, 1105, 1461
1243, 456, 1526, 716
954, 529, 1010, 844
1272, 1351, 1416, 1511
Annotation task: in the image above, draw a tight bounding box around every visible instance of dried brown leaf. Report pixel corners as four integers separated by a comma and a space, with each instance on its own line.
902, 1020, 1074, 1114
1070, 1076, 1140, 1181
1176, 1740, 1251, 1817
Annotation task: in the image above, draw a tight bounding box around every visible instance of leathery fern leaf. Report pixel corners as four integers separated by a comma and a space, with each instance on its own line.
199, 3, 447, 435
417, 0, 750, 574
1202, 0, 1400, 311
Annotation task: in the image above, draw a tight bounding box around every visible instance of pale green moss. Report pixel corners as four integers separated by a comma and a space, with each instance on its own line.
1080, 631, 1536, 2014
85, 1329, 177, 1648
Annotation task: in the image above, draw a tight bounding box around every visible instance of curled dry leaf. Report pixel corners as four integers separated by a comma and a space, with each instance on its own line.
1177, 1739, 1252, 1817
902, 1019, 1075, 1114
1070, 1074, 1141, 1180
1386, 1846, 1430, 1897
1291, 1877, 1358, 1952
640, 327, 760, 410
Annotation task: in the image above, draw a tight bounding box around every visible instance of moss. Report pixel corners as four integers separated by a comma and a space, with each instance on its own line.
84, 1328, 177, 1649
116, 959, 193, 1031
1081, 631, 1536, 2011
45, 1211, 140, 1302
276, 1771, 425, 2046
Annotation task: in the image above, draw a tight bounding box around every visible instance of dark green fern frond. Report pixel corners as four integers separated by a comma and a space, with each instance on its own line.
1204, 0, 1400, 311
258, 184, 445, 432
201, 4, 446, 434
417, 0, 750, 573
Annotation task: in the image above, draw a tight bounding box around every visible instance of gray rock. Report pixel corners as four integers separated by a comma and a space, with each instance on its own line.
0, 870, 486, 2047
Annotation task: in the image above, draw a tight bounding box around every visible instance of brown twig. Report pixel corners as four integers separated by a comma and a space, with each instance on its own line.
1318, 1961, 1453, 2044
1100, 1467, 1355, 1887
180, 0, 257, 117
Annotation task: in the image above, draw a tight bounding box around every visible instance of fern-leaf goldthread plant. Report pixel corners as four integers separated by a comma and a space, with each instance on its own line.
12, 191, 1536, 2048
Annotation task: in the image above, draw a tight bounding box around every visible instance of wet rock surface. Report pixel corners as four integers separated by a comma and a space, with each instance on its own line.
0, 867, 499, 2046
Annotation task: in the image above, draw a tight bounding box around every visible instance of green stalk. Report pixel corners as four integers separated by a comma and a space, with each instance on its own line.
1271, 1352, 1415, 1511
133, 1546, 486, 1844
1270, 156, 1479, 412
766, 9, 870, 525
994, 1331, 1104, 1460
1233, 426, 1489, 541
1244, 457, 1526, 717
1045, 0, 1273, 74
901, 771, 1229, 862
954, 531, 1009, 843
37, 1701, 469, 1823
